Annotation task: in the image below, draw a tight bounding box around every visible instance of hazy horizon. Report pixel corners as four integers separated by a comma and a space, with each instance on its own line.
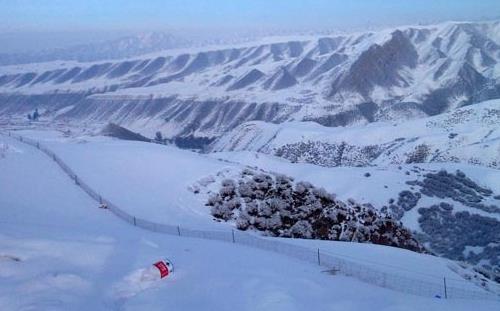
1, 0, 500, 53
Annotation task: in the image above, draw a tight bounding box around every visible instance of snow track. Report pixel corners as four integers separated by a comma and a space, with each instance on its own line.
3, 130, 499, 300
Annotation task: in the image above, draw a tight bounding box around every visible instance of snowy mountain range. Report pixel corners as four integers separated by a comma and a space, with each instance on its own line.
0, 32, 191, 65
2, 18, 500, 307
1, 20, 500, 140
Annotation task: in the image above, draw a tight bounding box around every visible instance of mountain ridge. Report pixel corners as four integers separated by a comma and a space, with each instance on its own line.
209, 99, 500, 169
1, 20, 500, 139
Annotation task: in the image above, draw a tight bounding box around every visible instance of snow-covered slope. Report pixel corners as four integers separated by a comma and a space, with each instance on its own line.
210, 99, 500, 169
9, 129, 237, 229
1, 21, 500, 139
3, 132, 500, 309
8, 128, 500, 285
207, 150, 500, 279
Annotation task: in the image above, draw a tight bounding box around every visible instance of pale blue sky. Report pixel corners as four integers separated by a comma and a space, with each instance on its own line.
1, 0, 499, 52
2, 0, 500, 31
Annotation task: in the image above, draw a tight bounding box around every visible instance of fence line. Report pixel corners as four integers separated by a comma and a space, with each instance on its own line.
4, 131, 499, 301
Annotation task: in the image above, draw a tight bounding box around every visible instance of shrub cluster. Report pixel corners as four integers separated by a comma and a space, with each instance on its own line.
274, 141, 383, 167
207, 169, 424, 252
408, 170, 500, 214
381, 190, 422, 220
417, 203, 500, 281
405, 144, 430, 164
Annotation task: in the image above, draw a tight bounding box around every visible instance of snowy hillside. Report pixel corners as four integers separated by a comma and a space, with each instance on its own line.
5, 128, 500, 286
8, 128, 425, 254
1, 131, 499, 310
6, 129, 236, 228
207, 151, 500, 280
210, 99, 500, 169
1, 20, 500, 139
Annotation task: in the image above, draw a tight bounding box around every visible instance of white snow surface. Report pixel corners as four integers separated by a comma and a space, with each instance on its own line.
1, 130, 499, 309
14, 129, 238, 229
208, 151, 500, 224
210, 99, 500, 168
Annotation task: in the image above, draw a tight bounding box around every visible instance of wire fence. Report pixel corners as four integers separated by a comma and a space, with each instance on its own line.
4, 131, 500, 301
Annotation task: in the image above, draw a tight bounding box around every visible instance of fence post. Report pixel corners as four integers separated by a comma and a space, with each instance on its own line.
177, 225, 181, 236
232, 229, 235, 243
133, 217, 136, 226
317, 248, 321, 266
443, 277, 448, 299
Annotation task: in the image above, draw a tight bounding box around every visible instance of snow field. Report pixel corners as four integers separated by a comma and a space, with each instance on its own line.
4, 130, 500, 301
5, 133, 500, 310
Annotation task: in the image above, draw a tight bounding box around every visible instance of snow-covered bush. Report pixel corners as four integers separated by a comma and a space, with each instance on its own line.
408, 170, 500, 214
383, 169, 500, 280
417, 203, 500, 280
397, 190, 421, 211
380, 190, 421, 220
290, 220, 313, 238
274, 140, 383, 167
206, 170, 425, 253
405, 144, 430, 164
